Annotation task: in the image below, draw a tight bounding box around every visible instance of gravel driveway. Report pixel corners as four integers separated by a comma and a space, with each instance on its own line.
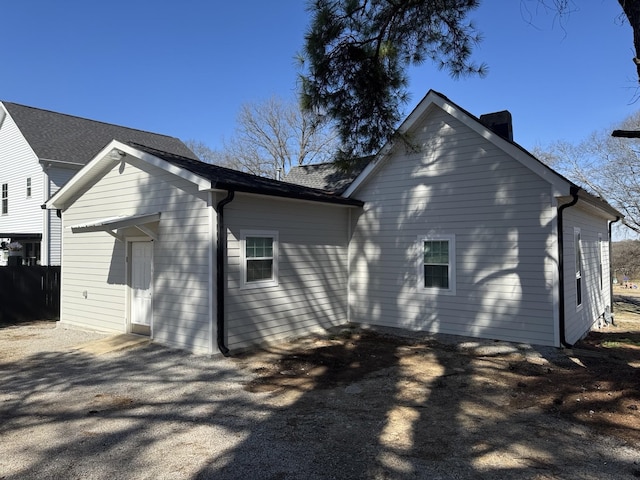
1, 321, 639, 479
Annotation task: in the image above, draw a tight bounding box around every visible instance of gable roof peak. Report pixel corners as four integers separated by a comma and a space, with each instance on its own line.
1, 100, 197, 164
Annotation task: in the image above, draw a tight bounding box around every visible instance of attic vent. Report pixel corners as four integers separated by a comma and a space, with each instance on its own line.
480, 110, 513, 142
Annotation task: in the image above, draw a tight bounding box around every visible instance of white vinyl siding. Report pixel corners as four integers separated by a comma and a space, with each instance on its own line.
224, 195, 350, 350
349, 106, 558, 346
562, 204, 611, 344
0, 107, 43, 233
46, 166, 80, 265
60, 156, 212, 353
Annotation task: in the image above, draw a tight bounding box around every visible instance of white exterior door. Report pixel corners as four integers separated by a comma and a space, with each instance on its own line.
130, 241, 153, 333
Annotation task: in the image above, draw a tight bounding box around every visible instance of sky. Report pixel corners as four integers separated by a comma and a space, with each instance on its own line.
0, 0, 636, 154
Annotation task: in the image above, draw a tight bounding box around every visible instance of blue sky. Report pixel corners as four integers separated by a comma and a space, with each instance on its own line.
0, 0, 635, 153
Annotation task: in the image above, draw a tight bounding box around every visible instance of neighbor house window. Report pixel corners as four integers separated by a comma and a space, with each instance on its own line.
26, 178, 31, 198
575, 228, 582, 307
418, 234, 456, 294
1, 183, 7, 214
241, 230, 278, 289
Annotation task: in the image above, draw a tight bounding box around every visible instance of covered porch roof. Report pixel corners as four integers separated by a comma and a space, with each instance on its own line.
69, 212, 161, 241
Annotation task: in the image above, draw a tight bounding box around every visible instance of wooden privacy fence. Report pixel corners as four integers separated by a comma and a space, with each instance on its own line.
0, 266, 60, 322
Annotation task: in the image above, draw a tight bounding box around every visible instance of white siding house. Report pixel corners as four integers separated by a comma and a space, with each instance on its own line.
0, 101, 197, 266
46, 91, 621, 354
45, 141, 361, 354
340, 91, 619, 347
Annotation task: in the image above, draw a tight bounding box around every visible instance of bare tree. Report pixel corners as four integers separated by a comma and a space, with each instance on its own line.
184, 139, 223, 164
533, 110, 640, 234
221, 96, 338, 179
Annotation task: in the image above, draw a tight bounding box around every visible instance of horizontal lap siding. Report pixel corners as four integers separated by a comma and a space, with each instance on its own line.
47, 167, 79, 265
562, 205, 611, 344
350, 107, 558, 346
61, 158, 212, 353
0, 111, 42, 234
224, 195, 349, 350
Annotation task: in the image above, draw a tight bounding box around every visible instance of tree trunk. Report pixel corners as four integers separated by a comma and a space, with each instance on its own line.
618, 0, 640, 83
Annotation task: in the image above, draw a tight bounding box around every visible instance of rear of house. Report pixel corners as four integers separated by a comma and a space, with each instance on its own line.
346, 99, 560, 345
47, 91, 620, 354
343, 91, 618, 347
47, 141, 359, 354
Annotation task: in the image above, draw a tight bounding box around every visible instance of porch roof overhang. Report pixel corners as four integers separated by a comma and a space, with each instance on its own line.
69, 212, 161, 241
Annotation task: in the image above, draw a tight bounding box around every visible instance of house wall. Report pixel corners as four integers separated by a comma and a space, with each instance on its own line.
60, 156, 213, 354
224, 194, 350, 350
45, 165, 80, 265
0, 107, 43, 236
349, 105, 559, 346
562, 203, 611, 344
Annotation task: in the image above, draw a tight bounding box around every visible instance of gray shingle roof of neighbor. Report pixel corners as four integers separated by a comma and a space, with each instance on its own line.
283, 157, 372, 194
2, 101, 198, 164
130, 143, 364, 207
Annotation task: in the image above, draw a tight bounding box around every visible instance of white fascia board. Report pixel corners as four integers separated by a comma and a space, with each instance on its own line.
343, 91, 441, 197
44, 140, 124, 209
343, 91, 572, 198
44, 140, 210, 209
433, 96, 571, 195
115, 143, 210, 191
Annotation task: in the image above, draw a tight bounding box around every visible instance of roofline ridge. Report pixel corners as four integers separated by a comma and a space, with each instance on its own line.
1, 100, 182, 141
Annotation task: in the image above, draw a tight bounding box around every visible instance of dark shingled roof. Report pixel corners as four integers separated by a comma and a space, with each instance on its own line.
3, 101, 198, 164
282, 157, 372, 194
130, 143, 363, 207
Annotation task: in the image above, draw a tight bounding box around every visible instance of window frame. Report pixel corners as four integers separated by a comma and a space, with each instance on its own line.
417, 234, 456, 295
1, 183, 7, 215
26, 177, 31, 198
574, 227, 583, 308
598, 233, 604, 291
240, 230, 279, 290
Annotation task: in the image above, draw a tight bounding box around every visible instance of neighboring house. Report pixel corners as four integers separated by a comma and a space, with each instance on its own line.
0, 102, 197, 266
44, 91, 621, 354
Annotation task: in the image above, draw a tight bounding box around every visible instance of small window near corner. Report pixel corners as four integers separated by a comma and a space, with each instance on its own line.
418, 234, 456, 295
241, 230, 278, 289
26, 178, 31, 198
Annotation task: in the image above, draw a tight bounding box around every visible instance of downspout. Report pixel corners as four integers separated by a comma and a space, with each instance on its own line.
216, 190, 235, 356
557, 186, 580, 348
609, 216, 621, 326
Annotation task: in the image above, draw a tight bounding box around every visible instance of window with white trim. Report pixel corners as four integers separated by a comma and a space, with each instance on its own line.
241, 230, 278, 289
1, 183, 7, 215
26, 178, 31, 198
574, 228, 583, 307
418, 234, 456, 294
598, 233, 603, 290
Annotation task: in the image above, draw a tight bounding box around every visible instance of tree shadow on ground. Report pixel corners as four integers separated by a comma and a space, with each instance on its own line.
1, 325, 639, 479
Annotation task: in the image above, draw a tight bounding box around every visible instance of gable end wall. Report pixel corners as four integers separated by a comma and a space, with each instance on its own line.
60, 158, 213, 353
349, 106, 559, 346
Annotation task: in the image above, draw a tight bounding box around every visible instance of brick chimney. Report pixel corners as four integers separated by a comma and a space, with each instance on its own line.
479, 110, 513, 142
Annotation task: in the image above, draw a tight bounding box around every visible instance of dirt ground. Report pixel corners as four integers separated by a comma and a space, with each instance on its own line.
236, 289, 640, 445
1, 294, 640, 479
